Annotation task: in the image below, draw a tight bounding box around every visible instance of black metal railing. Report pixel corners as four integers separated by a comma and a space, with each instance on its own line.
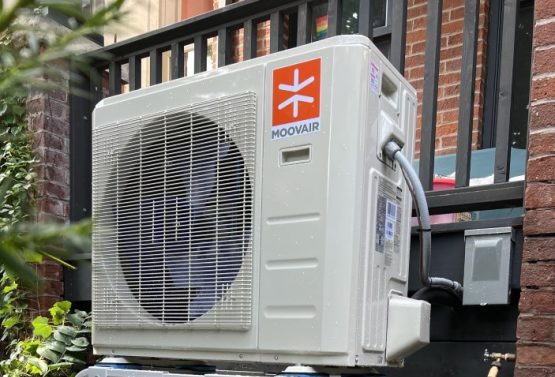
70, 0, 525, 222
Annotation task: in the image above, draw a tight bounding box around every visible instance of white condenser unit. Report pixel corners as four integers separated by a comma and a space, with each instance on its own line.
92, 35, 429, 368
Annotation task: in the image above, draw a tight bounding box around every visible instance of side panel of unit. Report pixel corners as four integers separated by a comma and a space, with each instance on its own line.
92, 65, 266, 362
257, 43, 369, 366
358, 48, 417, 366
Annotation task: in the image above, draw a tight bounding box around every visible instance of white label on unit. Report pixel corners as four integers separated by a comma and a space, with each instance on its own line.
375, 177, 403, 267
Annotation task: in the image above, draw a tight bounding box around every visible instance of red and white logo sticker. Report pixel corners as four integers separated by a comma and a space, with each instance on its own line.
272, 58, 321, 140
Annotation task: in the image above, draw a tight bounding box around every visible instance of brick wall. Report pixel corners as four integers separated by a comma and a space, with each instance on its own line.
405, 0, 488, 156
516, 1, 555, 376
26, 67, 71, 314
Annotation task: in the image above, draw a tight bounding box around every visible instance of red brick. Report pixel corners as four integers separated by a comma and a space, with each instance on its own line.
526, 183, 555, 209
41, 279, 64, 296
405, 53, 425, 67
37, 198, 67, 218
442, 19, 465, 34
514, 366, 555, 377
449, 7, 465, 21
410, 41, 426, 54
517, 315, 554, 342
447, 32, 463, 46
521, 263, 555, 287
519, 289, 555, 314
527, 156, 555, 182
531, 77, 555, 102
36, 147, 69, 169
523, 237, 555, 262
529, 102, 555, 130
436, 123, 458, 137
37, 180, 70, 201
407, 3, 427, 19
524, 209, 555, 235
529, 131, 555, 156
517, 345, 555, 366
533, 47, 555, 76
536, 0, 555, 20
534, 20, 555, 48
437, 96, 459, 111
37, 261, 62, 281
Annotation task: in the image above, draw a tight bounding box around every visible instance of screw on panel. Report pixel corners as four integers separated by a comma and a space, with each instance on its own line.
274, 355, 279, 360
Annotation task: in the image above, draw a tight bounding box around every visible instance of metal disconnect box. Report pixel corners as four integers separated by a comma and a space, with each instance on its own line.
463, 227, 513, 306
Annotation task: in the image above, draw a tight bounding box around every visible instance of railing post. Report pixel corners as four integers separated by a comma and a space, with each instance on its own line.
494, 0, 518, 183
243, 19, 257, 60
327, 0, 342, 37
171, 42, 185, 79
128, 56, 142, 91
194, 35, 208, 73
108, 61, 121, 96
358, 0, 373, 39
270, 12, 284, 53
218, 28, 232, 67
297, 3, 311, 46
455, 0, 480, 188
150, 49, 163, 85
69, 64, 94, 222
419, 0, 443, 191
390, 0, 408, 75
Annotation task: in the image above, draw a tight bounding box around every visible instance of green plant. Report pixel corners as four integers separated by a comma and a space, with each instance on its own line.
0, 269, 29, 359
0, 300, 91, 377
0, 0, 125, 282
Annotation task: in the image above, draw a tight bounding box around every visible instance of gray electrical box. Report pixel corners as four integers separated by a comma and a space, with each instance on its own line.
463, 227, 513, 306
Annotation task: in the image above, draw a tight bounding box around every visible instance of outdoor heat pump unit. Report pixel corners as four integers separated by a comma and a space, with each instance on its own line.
92, 35, 429, 369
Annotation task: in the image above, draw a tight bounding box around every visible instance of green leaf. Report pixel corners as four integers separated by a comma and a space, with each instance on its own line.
27, 356, 48, 374
57, 325, 77, 337
65, 345, 86, 352
61, 354, 86, 364
70, 336, 89, 347
22, 249, 43, 264
53, 330, 72, 345
37, 346, 61, 363
2, 314, 20, 329
2, 279, 18, 293
46, 340, 66, 353
67, 313, 84, 326
48, 361, 74, 371
53, 300, 72, 313
32, 316, 52, 339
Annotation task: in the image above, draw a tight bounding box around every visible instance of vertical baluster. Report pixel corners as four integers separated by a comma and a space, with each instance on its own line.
150, 49, 162, 85
218, 28, 231, 67
494, 0, 518, 183
108, 61, 121, 96
455, 0, 480, 187
243, 19, 257, 60
270, 12, 284, 53
327, 0, 341, 37
390, 0, 408, 75
171, 42, 184, 79
419, 0, 443, 191
128, 56, 141, 91
358, 0, 373, 39
194, 35, 207, 73
297, 3, 311, 45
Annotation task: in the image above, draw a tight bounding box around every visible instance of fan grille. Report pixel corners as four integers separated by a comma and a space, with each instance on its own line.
92, 92, 256, 329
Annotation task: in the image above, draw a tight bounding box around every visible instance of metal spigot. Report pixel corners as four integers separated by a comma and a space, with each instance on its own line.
483, 349, 516, 377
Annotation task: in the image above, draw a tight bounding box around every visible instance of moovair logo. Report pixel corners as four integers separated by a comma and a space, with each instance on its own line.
272, 58, 321, 140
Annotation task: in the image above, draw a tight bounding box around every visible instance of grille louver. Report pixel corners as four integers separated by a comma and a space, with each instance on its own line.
93, 92, 256, 329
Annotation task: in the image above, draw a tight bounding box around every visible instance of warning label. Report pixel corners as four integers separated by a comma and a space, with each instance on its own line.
374, 176, 403, 267
272, 58, 321, 140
